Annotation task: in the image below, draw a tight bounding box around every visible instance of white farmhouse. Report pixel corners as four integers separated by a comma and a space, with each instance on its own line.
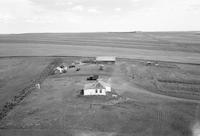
98, 80, 111, 92
83, 80, 111, 96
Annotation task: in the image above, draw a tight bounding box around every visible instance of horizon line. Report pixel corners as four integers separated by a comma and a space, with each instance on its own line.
0, 30, 200, 35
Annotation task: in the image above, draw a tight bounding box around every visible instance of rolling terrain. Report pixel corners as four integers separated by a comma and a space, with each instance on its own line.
0, 32, 200, 63
0, 32, 200, 136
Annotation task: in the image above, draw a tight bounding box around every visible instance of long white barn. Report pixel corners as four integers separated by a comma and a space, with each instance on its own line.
96, 56, 116, 64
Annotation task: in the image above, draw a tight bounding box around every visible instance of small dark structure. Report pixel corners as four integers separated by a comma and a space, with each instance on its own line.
87, 75, 99, 80
99, 64, 104, 70
60, 64, 65, 68
76, 67, 80, 71
69, 64, 75, 68
80, 89, 84, 95
146, 61, 154, 66
81, 58, 95, 64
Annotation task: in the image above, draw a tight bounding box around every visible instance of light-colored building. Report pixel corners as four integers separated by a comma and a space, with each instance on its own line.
83, 80, 111, 96
98, 80, 111, 92
55, 67, 63, 74
54, 66, 68, 74
96, 56, 116, 64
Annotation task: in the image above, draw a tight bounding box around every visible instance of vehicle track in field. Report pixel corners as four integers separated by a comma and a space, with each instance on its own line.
111, 63, 200, 104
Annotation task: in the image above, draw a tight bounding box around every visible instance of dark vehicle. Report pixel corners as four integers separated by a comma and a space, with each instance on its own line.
60, 64, 65, 68
69, 62, 76, 68
69, 65, 75, 68
87, 75, 99, 80
76, 68, 80, 71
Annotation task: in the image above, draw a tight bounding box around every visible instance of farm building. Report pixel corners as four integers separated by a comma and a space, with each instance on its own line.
54, 66, 68, 74
55, 67, 63, 74
83, 80, 111, 96
96, 56, 116, 64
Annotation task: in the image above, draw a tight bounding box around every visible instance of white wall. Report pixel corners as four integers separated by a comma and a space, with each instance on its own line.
105, 86, 111, 92
84, 89, 106, 96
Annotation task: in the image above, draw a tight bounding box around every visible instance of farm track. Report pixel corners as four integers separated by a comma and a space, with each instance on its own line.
135, 82, 200, 103
157, 79, 200, 85
113, 63, 200, 104
146, 81, 200, 103
0, 58, 63, 121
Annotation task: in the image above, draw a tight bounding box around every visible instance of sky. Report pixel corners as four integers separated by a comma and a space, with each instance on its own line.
0, 0, 200, 33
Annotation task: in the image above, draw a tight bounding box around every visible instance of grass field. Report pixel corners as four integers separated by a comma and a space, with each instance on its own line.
0, 57, 52, 108
0, 32, 200, 136
0, 32, 200, 64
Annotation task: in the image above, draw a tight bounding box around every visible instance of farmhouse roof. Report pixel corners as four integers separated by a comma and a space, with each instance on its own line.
96, 56, 116, 61
84, 82, 105, 90
98, 79, 111, 87
84, 80, 110, 90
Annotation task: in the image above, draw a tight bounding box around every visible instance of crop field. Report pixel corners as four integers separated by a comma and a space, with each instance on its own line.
0, 32, 200, 136
0, 32, 200, 63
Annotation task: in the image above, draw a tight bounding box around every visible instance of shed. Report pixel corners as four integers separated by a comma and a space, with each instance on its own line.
83, 80, 111, 96
55, 67, 63, 74
54, 66, 68, 74
96, 56, 116, 64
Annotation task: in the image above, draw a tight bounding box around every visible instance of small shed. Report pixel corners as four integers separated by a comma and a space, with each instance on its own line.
99, 64, 104, 70
55, 67, 63, 74
96, 56, 116, 64
54, 66, 68, 74
83, 80, 111, 96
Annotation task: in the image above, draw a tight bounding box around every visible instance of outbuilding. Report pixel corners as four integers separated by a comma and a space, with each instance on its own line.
54, 66, 68, 74
83, 80, 111, 96
96, 56, 116, 64
55, 67, 63, 74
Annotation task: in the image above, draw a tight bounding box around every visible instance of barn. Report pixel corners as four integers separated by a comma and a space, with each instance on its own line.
96, 56, 116, 64
83, 80, 111, 96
